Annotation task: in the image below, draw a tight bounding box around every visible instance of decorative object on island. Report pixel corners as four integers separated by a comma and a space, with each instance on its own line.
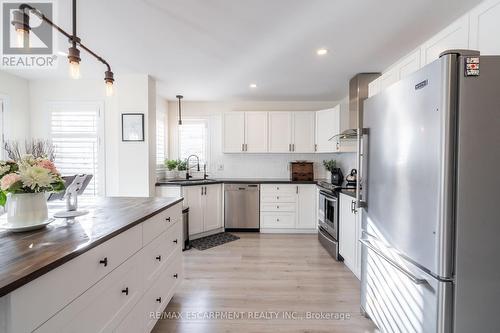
53, 174, 93, 219
177, 159, 188, 179
176, 95, 184, 125
164, 159, 179, 179
11, 0, 115, 95
290, 161, 314, 181
0, 153, 64, 228
121, 113, 144, 141
323, 159, 343, 186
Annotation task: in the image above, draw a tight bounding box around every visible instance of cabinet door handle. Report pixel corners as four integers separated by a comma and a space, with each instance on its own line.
99, 257, 108, 267
241, 143, 244, 152
277, 205, 279, 209
156, 297, 162, 303
314, 144, 317, 152
292, 144, 295, 151
122, 287, 129, 296
165, 217, 171, 222
156, 255, 162, 261
276, 218, 280, 222
277, 196, 279, 200
296, 186, 298, 194
289, 144, 291, 152
173, 239, 178, 244
173, 273, 179, 279
203, 186, 207, 195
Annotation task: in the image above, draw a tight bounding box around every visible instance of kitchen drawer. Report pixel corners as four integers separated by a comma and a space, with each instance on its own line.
143, 221, 182, 287
144, 256, 183, 332
261, 193, 296, 203
35, 250, 144, 333
261, 184, 297, 195
260, 202, 296, 212
143, 203, 182, 246
6, 225, 142, 333
261, 212, 296, 229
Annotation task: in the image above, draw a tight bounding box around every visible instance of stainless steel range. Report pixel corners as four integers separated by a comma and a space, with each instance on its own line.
317, 181, 341, 260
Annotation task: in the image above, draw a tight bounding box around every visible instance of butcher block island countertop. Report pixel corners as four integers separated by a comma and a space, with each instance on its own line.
0, 196, 183, 297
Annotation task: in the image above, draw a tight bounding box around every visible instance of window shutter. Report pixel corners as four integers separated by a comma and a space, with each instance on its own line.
51, 105, 101, 196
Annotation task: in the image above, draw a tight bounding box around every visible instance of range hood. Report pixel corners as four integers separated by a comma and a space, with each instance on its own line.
348, 73, 381, 130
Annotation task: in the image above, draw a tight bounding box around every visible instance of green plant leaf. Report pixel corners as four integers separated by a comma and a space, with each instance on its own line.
0, 191, 6, 207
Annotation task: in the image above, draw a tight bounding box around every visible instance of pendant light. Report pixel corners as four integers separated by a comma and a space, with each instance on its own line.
11, 0, 115, 95
176, 95, 183, 125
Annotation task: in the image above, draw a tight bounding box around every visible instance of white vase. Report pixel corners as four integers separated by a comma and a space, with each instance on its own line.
165, 170, 179, 179
178, 171, 187, 179
6, 193, 48, 226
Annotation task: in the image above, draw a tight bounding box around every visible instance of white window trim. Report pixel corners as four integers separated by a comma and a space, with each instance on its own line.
48, 100, 106, 196
177, 116, 211, 171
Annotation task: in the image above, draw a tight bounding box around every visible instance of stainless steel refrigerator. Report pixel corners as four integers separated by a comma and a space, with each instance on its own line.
357, 50, 500, 333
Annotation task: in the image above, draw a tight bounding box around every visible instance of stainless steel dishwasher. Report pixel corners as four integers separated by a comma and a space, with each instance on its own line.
224, 184, 260, 231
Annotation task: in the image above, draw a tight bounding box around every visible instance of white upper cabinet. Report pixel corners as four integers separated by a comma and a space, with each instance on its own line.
315, 106, 340, 153
421, 15, 470, 65
268, 112, 292, 153
469, 0, 500, 55
223, 112, 245, 153
292, 112, 316, 153
245, 112, 268, 153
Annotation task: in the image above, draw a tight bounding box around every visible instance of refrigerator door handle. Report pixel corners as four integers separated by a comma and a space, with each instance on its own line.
356, 128, 368, 209
359, 238, 429, 285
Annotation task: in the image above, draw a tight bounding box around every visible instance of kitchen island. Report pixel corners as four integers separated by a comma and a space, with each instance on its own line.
0, 196, 183, 333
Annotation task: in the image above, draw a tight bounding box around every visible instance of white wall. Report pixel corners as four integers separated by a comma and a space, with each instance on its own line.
29, 74, 157, 197
369, 0, 500, 96
0, 71, 30, 144
167, 100, 357, 179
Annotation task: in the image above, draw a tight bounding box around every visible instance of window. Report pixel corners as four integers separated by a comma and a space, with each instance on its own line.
178, 118, 208, 165
156, 110, 166, 167
50, 102, 104, 196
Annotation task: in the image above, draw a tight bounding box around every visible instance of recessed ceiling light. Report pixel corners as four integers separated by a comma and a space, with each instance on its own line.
249, 83, 257, 88
316, 48, 328, 56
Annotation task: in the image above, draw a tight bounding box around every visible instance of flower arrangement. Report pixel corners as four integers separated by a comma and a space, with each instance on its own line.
0, 154, 65, 206
323, 159, 337, 172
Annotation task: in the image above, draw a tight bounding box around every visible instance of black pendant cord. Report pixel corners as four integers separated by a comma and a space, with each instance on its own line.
18, 2, 112, 72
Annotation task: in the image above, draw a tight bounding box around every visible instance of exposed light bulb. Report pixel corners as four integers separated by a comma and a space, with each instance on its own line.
16, 28, 27, 48
105, 81, 114, 96
69, 60, 80, 79
316, 48, 328, 56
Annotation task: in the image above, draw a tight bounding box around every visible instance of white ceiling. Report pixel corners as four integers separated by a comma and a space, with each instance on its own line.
6, 0, 482, 101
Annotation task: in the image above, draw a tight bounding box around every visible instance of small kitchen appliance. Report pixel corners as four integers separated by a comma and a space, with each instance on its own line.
345, 169, 357, 188
330, 168, 343, 186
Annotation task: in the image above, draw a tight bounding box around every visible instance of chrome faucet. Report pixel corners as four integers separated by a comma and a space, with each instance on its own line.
186, 155, 200, 179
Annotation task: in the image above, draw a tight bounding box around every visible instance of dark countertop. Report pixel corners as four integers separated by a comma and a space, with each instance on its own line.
156, 178, 320, 186
0, 196, 183, 297
339, 189, 357, 198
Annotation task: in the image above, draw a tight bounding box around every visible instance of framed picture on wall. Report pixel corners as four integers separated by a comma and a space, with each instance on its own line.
122, 113, 144, 141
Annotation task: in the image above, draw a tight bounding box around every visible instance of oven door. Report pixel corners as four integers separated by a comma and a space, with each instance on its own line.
320, 191, 338, 239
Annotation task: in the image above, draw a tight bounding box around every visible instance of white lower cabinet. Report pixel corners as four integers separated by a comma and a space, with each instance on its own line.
260, 184, 316, 232
182, 184, 223, 238
2, 202, 184, 333
339, 193, 361, 279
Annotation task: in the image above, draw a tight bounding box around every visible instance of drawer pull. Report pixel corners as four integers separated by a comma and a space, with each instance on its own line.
99, 257, 108, 267
122, 287, 129, 296
156, 297, 162, 303
173, 273, 178, 279
277, 205, 279, 209
156, 255, 162, 261
277, 218, 280, 222
165, 217, 171, 222
173, 239, 178, 244
277, 196, 279, 200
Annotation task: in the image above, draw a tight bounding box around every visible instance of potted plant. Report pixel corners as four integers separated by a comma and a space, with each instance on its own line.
177, 159, 188, 179
164, 159, 179, 179
0, 154, 65, 226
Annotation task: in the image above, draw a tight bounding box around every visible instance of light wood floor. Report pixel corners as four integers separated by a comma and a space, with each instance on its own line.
152, 233, 378, 333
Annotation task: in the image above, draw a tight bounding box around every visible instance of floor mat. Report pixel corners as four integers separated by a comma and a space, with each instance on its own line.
190, 232, 240, 250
